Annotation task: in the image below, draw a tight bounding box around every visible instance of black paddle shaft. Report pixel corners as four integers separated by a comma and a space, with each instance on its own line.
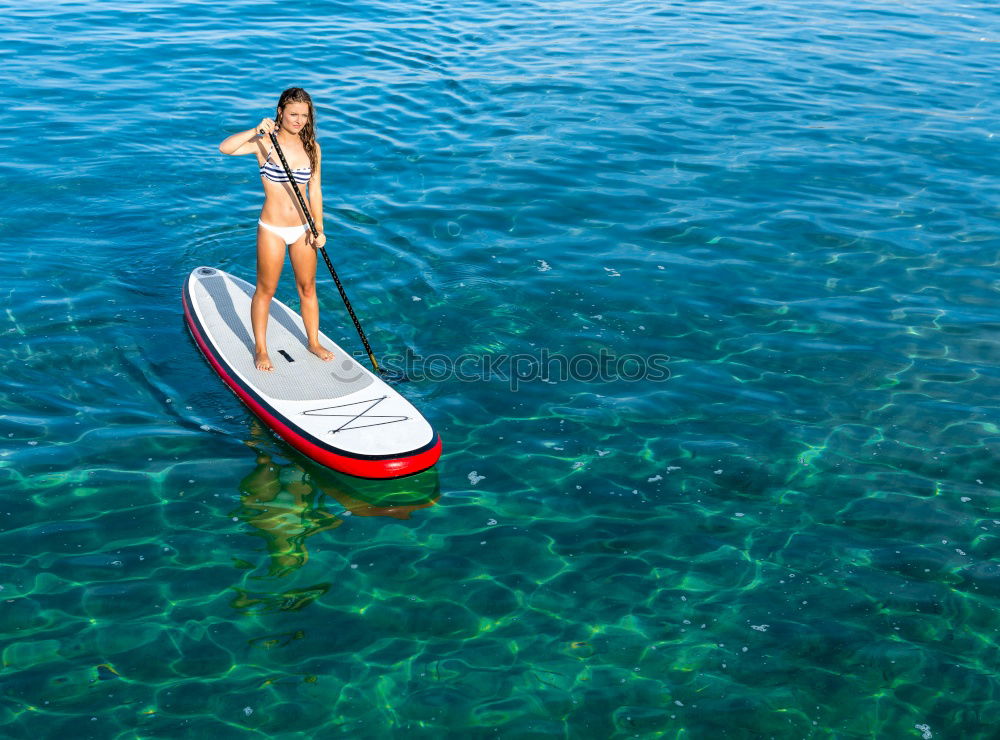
266, 131, 381, 374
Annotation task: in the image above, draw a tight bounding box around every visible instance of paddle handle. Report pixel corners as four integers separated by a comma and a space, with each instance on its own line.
266, 132, 381, 374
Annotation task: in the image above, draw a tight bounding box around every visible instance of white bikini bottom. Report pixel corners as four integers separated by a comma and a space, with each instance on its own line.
258, 219, 308, 245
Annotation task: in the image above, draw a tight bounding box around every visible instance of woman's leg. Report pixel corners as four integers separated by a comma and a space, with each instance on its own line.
289, 234, 334, 361
252, 225, 287, 371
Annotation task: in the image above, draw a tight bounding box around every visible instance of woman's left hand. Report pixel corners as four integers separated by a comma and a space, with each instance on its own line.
309, 231, 327, 248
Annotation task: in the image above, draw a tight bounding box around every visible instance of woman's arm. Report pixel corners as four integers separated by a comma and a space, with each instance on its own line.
308, 143, 326, 246
219, 118, 274, 155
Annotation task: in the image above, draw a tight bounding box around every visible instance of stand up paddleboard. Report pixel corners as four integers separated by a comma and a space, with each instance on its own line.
183, 266, 441, 478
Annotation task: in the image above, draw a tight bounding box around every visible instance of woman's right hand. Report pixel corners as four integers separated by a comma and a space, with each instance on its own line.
257, 117, 276, 136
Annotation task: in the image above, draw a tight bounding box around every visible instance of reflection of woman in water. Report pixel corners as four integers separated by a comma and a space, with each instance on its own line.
237, 453, 343, 577
234, 437, 442, 577
230, 446, 439, 616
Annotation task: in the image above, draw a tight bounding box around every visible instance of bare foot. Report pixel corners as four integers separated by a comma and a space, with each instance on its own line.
255, 349, 274, 372
308, 343, 334, 361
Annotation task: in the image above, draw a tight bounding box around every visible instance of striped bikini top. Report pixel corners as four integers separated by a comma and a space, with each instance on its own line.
259, 145, 311, 185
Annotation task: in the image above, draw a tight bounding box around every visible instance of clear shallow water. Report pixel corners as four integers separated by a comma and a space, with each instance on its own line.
2, 0, 999, 736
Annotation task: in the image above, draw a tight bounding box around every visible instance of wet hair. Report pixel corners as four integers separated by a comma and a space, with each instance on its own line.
276, 87, 317, 169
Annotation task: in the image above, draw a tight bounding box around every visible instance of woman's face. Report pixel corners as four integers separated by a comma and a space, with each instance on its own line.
280, 102, 310, 134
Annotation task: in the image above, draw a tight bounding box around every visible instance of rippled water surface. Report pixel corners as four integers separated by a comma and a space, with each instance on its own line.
2, 0, 1000, 737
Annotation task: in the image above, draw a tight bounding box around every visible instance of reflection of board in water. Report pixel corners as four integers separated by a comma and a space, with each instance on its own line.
310, 460, 441, 519
241, 419, 442, 518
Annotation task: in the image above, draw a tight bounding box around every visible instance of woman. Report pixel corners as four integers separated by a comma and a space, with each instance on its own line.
219, 87, 334, 372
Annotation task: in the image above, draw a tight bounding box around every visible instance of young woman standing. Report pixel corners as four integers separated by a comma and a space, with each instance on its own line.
219, 87, 334, 371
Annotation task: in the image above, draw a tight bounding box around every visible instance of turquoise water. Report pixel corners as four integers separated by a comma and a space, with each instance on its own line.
2, 0, 1000, 736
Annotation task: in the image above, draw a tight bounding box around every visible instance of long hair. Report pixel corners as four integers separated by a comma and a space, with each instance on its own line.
275, 87, 317, 169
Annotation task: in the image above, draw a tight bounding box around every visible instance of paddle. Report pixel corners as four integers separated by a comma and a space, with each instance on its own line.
266, 131, 382, 375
